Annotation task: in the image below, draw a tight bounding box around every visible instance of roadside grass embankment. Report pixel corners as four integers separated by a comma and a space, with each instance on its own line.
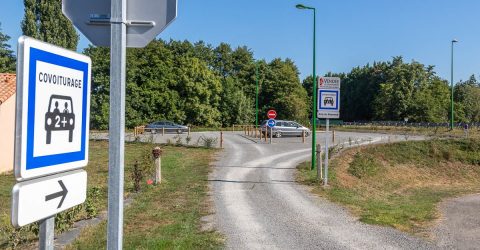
297, 139, 480, 236
0, 141, 223, 249
333, 125, 480, 139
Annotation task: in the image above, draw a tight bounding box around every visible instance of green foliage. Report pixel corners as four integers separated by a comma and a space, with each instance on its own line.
131, 161, 143, 192
316, 56, 480, 123
86, 39, 309, 129
0, 23, 15, 73
454, 75, 480, 123
22, 0, 79, 50
348, 153, 382, 178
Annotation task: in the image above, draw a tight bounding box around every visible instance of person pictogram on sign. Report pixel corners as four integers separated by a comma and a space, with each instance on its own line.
63, 102, 70, 113
53, 101, 60, 114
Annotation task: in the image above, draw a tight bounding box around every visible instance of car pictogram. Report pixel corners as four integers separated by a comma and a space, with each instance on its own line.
324, 97, 334, 106
45, 95, 75, 144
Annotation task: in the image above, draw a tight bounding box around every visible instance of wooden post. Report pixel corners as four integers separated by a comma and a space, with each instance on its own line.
265, 127, 268, 142
316, 144, 323, 181
134, 126, 137, 137
152, 147, 163, 184
220, 131, 223, 148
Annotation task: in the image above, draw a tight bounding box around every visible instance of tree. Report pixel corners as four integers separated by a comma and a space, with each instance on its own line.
22, 0, 79, 50
0, 23, 15, 73
261, 58, 308, 123
454, 75, 480, 123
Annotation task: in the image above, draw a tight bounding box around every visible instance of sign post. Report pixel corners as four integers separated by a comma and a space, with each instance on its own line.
63, 1, 177, 249
12, 36, 91, 249
317, 77, 340, 185
267, 119, 276, 144
106, 0, 127, 248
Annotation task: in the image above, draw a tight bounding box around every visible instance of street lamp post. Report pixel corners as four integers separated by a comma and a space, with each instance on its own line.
296, 3, 316, 170
450, 39, 458, 130
256, 62, 259, 129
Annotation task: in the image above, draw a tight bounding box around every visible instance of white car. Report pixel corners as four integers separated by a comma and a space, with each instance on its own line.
260, 120, 311, 138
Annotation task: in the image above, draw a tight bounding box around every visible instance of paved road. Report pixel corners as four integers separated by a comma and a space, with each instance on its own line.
211, 131, 434, 250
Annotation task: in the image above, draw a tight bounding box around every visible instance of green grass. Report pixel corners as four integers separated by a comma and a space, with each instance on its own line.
334, 125, 480, 140
0, 141, 223, 249
297, 139, 480, 235
66, 142, 223, 249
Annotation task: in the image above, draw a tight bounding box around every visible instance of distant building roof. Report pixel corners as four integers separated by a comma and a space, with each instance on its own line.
0, 73, 16, 104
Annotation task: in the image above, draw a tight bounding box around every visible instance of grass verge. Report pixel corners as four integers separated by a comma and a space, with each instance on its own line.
0, 141, 223, 249
333, 125, 480, 139
297, 139, 480, 236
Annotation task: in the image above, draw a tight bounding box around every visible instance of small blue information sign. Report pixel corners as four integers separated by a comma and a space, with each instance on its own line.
267, 119, 276, 128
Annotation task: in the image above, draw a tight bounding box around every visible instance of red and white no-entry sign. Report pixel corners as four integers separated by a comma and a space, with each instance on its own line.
267, 109, 277, 119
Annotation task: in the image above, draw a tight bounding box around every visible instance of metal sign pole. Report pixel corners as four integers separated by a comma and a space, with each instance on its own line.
107, 0, 126, 249
39, 217, 54, 250
324, 118, 329, 186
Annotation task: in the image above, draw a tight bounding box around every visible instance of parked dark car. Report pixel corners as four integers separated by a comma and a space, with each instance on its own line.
145, 121, 189, 134
260, 120, 311, 138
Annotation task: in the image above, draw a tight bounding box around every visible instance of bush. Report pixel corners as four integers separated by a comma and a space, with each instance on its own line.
197, 136, 218, 148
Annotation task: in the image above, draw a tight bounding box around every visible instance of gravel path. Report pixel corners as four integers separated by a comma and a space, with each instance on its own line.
432, 194, 480, 249
212, 132, 435, 249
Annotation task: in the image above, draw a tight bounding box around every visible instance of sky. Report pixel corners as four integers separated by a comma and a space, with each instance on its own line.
1, 0, 479, 82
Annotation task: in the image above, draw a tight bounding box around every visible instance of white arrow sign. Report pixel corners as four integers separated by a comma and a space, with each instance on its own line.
11, 170, 87, 227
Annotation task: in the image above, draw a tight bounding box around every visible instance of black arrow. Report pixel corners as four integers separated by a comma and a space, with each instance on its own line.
45, 180, 68, 209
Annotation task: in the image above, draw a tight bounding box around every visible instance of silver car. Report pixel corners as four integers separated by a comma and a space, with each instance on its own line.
261, 120, 311, 138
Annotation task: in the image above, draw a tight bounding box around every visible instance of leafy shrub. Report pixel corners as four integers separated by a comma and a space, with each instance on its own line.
85, 187, 101, 218
131, 161, 143, 192
197, 136, 218, 148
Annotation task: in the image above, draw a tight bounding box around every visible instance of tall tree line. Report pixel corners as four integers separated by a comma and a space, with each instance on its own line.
12, 0, 480, 127
302, 56, 480, 123
22, 0, 78, 50
85, 40, 309, 129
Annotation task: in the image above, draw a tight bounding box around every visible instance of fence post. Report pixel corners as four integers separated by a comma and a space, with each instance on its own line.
316, 144, 322, 181
265, 127, 268, 142
134, 126, 137, 137
152, 147, 163, 184
220, 131, 224, 148
162, 127, 165, 136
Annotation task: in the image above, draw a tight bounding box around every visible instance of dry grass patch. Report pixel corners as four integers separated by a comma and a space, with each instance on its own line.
297, 139, 480, 236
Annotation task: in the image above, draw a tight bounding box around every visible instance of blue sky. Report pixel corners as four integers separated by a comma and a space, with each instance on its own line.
1, 0, 479, 82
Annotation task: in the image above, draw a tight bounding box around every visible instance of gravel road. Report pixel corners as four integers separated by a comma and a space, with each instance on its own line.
433, 194, 480, 249
211, 131, 435, 250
